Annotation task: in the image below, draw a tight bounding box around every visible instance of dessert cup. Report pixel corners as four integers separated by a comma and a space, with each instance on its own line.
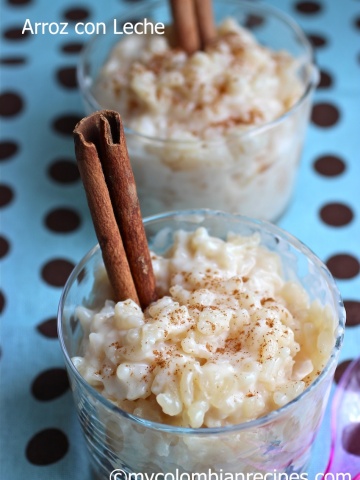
78, 0, 318, 221
58, 210, 345, 479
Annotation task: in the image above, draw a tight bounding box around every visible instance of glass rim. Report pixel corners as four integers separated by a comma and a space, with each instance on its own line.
77, 0, 319, 145
58, 209, 345, 436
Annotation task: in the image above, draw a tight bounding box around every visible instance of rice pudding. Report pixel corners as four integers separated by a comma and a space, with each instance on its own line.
73, 227, 335, 428
87, 14, 316, 220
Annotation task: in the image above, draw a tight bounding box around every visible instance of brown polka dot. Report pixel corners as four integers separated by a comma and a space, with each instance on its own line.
64, 8, 90, 21
244, 14, 265, 29
31, 368, 70, 401
334, 359, 354, 384
295, 1, 322, 14
3, 27, 30, 40
37, 317, 58, 338
319, 203, 354, 227
45, 207, 81, 233
48, 159, 80, 184
318, 70, 333, 89
307, 33, 327, 48
61, 42, 83, 54
0, 291, 5, 314
56, 66, 77, 89
52, 114, 82, 136
7, 0, 32, 4
311, 102, 340, 127
0, 91, 24, 117
313, 154, 346, 177
0, 141, 19, 160
344, 300, 360, 327
0, 236, 10, 259
41, 259, 75, 287
355, 16, 360, 30
326, 254, 360, 280
342, 423, 360, 456
26, 428, 69, 465
0, 56, 26, 65
0, 184, 14, 207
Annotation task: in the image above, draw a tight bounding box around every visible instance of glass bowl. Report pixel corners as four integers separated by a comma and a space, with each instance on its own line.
77, 0, 318, 221
58, 209, 344, 479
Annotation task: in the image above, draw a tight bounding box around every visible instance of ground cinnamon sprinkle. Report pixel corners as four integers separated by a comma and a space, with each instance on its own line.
73, 228, 336, 429
93, 17, 305, 141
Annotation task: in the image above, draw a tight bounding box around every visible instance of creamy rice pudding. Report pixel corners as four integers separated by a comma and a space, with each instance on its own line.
85, 13, 316, 220
94, 18, 304, 141
73, 227, 335, 428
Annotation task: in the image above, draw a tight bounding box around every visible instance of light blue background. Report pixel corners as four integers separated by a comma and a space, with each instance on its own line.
1, 0, 359, 478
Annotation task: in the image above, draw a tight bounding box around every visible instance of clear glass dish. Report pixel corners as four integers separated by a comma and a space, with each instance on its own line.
58, 209, 344, 479
77, 1, 318, 221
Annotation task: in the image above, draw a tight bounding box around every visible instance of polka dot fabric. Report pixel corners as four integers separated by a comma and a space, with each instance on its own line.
0, 0, 359, 478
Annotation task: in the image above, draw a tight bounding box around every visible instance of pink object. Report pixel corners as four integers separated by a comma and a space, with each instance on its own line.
325, 357, 360, 478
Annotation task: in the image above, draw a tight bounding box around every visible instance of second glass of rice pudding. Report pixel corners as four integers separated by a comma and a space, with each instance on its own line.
58, 210, 345, 479
78, 0, 318, 221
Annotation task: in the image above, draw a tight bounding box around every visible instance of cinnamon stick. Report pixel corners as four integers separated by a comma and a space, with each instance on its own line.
170, 0, 200, 54
98, 111, 158, 309
73, 111, 157, 310
194, 0, 216, 48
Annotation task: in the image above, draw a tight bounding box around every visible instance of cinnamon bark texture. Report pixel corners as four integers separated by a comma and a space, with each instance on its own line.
194, 0, 216, 48
73, 111, 157, 309
170, 0, 215, 53
170, 0, 200, 54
